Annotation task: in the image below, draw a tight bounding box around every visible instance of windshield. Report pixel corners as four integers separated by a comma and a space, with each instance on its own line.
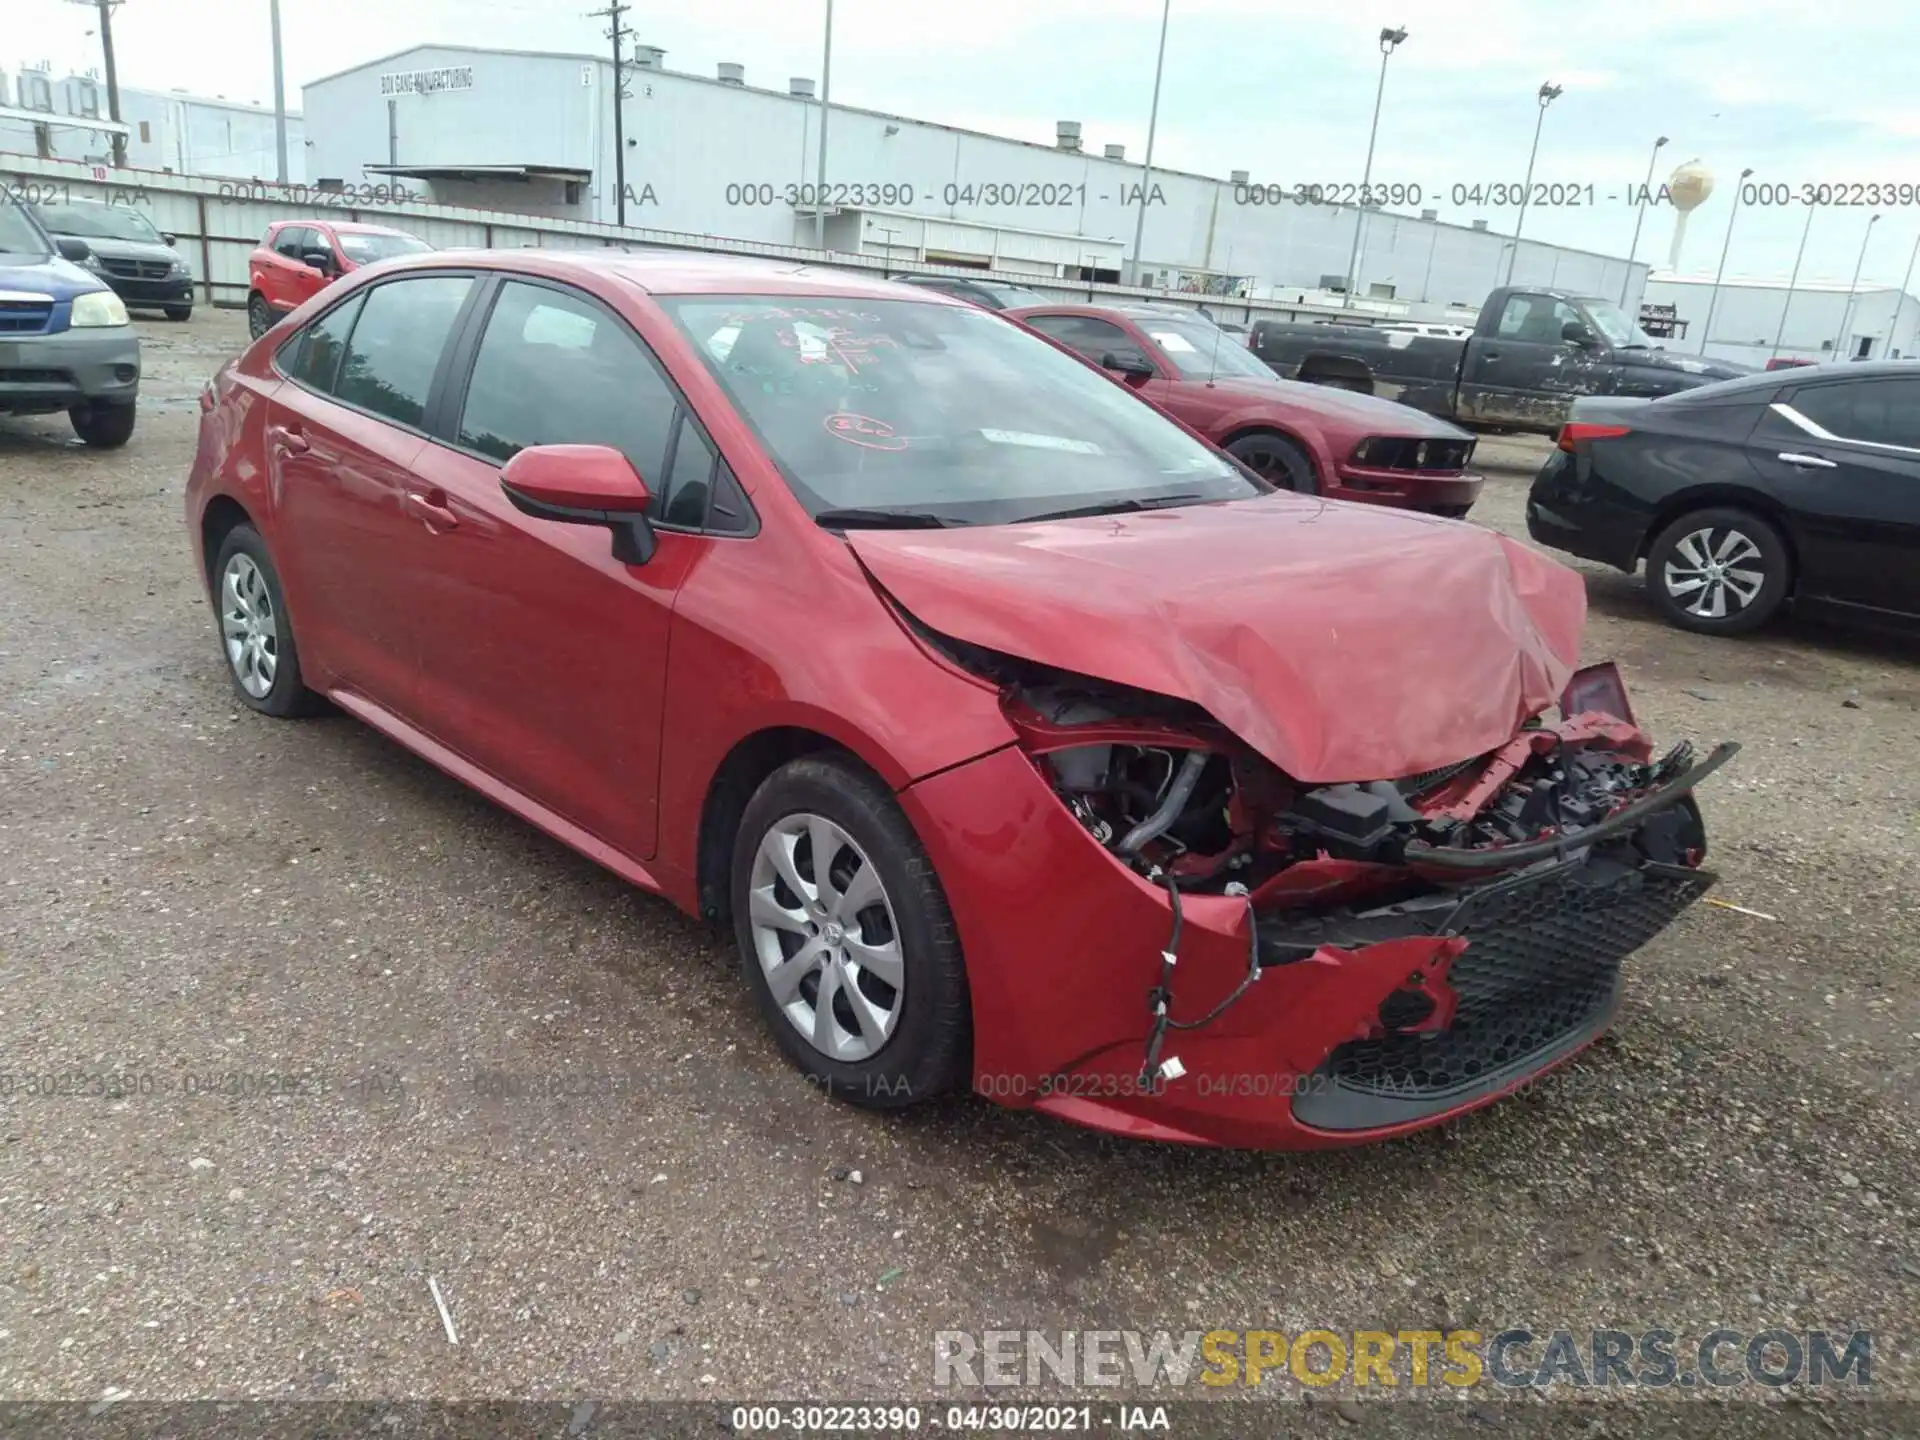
1138, 314, 1279, 380
33, 202, 162, 244
0, 192, 53, 257
664, 296, 1257, 526
338, 232, 433, 263
1583, 298, 1659, 348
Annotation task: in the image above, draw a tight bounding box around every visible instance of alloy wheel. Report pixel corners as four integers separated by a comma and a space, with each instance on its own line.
221, 553, 279, 698
747, 812, 904, 1062
1661, 526, 1766, 621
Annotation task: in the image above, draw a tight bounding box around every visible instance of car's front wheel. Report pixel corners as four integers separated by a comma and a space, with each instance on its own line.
1645, 507, 1791, 635
164, 304, 193, 322
68, 400, 136, 449
210, 523, 327, 717
1226, 431, 1317, 493
732, 755, 970, 1108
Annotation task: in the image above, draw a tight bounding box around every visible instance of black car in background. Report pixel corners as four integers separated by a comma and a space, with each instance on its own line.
1528, 362, 1920, 636
31, 199, 194, 321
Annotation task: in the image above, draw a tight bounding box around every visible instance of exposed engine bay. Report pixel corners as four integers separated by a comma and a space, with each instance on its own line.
941, 636, 1730, 908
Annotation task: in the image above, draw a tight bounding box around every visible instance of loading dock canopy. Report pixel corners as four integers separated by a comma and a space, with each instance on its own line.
365, 163, 591, 185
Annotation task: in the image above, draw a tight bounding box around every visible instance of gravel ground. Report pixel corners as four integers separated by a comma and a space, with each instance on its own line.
2, 309, 1916, 1434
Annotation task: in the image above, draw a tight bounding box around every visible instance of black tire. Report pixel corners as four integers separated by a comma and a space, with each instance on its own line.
1433, 503, 1474, 520
1645, 507, 1791, 636
731, 755, 970, 1109
247, 291, 274, 340
164, 304, 193, 322
209, 523, 327, 717
1226, 431, 1318, 494
68, 400, 136, 449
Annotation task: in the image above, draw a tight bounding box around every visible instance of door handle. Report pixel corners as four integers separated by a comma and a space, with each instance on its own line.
406, 489, 460, 530
269, 425, 309, 455
1777, 452, 1837, 469
1479, 350, 1500, 361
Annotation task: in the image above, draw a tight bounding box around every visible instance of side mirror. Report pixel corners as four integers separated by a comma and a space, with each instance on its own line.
300, 248, 335, 273
1103, 351, 1155, 384
499, 444, 657, 565
1562, 319, 1600, 348
55, 236, 92, 263
162, 232, 178, 247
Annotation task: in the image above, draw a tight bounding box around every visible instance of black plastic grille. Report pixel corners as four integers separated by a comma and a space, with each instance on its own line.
1319, 857, 1712, 1099
102, 258, 173, 279
1354, 436, 1475, 472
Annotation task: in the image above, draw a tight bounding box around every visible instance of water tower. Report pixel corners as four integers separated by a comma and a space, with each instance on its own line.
1666, 161, 1714, 271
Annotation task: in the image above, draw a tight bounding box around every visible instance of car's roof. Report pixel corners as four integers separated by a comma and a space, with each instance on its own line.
1007, 301, 1212, 323
367, 248, 977, 301
1661, 357, 1920, 404
270, 219, 417, 237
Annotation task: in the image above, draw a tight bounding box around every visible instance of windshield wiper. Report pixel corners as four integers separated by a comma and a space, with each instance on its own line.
1018, 493, 1208, 524
813, 507, 958, 531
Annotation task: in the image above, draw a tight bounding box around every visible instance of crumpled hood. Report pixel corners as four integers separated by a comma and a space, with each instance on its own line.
851, 496, 1588, 782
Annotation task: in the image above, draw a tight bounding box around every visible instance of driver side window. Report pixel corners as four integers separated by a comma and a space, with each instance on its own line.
1023, 315, 1151, 371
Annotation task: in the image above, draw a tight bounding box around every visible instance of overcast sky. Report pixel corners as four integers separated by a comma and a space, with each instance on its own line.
16, 0, 1920, 290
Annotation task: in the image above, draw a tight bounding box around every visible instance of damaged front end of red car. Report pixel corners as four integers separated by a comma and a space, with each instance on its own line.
906, 632, 1732, 1148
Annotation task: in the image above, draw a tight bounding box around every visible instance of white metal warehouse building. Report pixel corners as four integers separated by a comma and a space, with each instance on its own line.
302, 43, 1648, 318
1644, 274, 1920, 369
0, 62, 305, 180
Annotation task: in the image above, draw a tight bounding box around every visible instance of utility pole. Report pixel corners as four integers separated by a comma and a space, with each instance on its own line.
70, 0, 128, 166
269, 0, 289, 182
1620, 134, 1668, 305
1128, 0, 1171, 288
1506, 81, 1562, 285
590, 0, 634, 225
1343, 26, 1407, 310
815, 0, 833, 251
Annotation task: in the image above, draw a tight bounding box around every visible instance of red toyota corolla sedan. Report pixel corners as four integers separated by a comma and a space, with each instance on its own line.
187, 251, 1733, 1149
1007, 303, 1483, 517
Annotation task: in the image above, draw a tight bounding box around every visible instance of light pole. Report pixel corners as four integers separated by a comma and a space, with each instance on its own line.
814, 0, 834, 251
1505, 82, 1562, 285
1342, 25, 1407, 309
1619, 134, 1668, 304
1896, 229, 1920, 359
1769, 202, 1816, 363
1699, 167, 1754, 357
1128, 0, 1172, 288
1833, 213, 1881, 361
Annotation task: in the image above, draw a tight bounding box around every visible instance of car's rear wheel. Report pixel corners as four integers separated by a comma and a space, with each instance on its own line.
210, 523, 327, 717
247, 291, 273, 340
68, 400, 136, 449
1645, 507, 1790, 635
1226, 431, 1317, 493
732, 756, 969, 1108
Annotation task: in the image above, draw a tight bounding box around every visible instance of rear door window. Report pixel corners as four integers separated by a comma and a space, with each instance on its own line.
280, 292, 366, 392
332, 276, 474, 429
1788, 378, 1920, 451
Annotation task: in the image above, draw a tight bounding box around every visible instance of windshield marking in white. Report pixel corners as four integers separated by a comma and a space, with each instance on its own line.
979, 429, 1104, 455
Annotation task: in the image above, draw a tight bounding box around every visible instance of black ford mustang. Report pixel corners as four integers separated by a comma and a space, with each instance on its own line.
1527, 361, 1920, 635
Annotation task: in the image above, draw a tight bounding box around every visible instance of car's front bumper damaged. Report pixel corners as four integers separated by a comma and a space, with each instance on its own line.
900, 653, 1732, 1150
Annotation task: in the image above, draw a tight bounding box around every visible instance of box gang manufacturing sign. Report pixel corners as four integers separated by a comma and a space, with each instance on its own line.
379, 66, 476, 97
